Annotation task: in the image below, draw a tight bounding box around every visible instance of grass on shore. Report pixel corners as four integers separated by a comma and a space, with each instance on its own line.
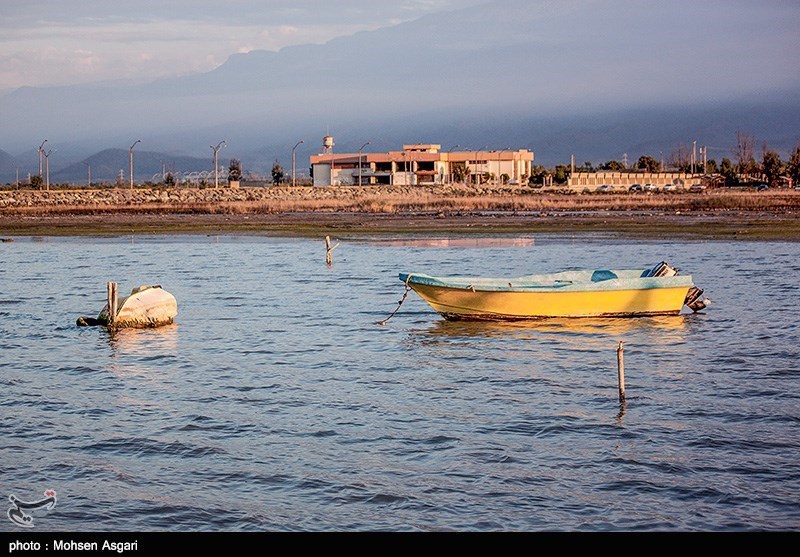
1, 189, 800, 216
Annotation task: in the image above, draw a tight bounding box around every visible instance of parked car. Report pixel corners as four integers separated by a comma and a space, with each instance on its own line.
756, 183, 769, 191
643, 183, 658, 192
662, 183, 677, 192
629, 184, 643, 192
596, 184, 615, 193
689, 183, 706, 192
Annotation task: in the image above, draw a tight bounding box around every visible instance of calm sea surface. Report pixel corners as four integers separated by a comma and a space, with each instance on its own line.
1, 234, 799, 531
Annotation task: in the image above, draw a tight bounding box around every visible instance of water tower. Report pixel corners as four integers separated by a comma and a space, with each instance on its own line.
322, 135, 334, 155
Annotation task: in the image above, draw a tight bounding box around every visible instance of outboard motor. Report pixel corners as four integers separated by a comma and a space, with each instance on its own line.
684, 286, 710, 312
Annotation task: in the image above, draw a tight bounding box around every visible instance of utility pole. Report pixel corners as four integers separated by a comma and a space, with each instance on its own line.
44, 149, 53, 190
38, 139, 48, 178
692, 140, 697, 174
571, 154, 575, 176
211, 140, 226, 189
622, 152, 628, 169
702, 146, 707, 174
129, 140, 141, 189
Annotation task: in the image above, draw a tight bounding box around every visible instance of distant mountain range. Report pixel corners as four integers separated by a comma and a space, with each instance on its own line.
1, 0, 798, 180
0, 148, 222, 185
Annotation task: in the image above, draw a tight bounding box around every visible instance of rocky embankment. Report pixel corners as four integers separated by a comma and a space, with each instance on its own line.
1, 185, 798, 215
0, 185, 488, 207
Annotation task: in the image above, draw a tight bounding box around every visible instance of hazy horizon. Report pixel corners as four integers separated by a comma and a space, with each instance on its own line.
1, 0, 798, 179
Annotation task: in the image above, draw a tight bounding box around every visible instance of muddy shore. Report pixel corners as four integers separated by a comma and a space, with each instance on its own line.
1, 186, 798, 240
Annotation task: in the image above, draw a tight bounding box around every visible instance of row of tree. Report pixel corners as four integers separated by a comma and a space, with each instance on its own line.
533, 132, 800, 187
160, 158, 287, 187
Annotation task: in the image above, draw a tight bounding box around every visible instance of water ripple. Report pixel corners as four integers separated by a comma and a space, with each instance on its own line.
1, 236, 798, 531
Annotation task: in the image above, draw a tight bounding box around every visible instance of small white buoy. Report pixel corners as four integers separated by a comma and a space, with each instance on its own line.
78, 283, 177, 328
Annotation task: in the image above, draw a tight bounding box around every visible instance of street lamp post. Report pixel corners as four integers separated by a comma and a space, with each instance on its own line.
446, 145, 460, 184
211, 140, 226, 189
38, 139, 48, 178
496, 147, 512, 185
474, 146, 488, 186
292, 140, 304, 187
129, 140, 141, 189
358, 141, 370, 187
44, 149, 53, 190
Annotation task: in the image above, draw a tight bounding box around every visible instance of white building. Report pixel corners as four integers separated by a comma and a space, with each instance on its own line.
310, 143, 534, 186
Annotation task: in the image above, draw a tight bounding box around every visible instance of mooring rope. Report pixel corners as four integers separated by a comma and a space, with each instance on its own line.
376, 275, 414, 326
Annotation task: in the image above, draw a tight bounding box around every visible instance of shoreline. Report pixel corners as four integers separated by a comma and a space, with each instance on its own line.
1, 187, 799, 240
2, 209, 799, 241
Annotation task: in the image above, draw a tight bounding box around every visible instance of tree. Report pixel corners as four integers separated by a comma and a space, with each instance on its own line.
636, 155, 661, 173
734, 130, 757, 176
164, 172, 175, 187
720, 157, 737, 186
787, 146, 800, 188
228, 159, 242, 183
706, 159, 719, 174
452, 162, 470, 183
668, 144, 691, 172
30, 175, 43, 189
553, 164, 569, 184
598, 160, 625, 172
529, 164, 547, 185
500, 173, 510, 184
761, 150, 782, 187
271, 160, 284, 186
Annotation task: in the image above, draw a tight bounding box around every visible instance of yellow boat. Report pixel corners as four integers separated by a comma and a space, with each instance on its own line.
399, 262, 707, 321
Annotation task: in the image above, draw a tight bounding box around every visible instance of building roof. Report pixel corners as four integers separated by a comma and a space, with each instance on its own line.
310, 148, 533, 165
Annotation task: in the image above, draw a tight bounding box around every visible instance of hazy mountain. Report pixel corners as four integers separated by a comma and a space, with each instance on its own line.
1, 0, 798, 168
52, 149, 224, 184
0, 150, 19, 182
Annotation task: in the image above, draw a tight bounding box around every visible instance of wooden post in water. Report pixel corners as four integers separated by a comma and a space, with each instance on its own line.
617, 341, 625, 402
325, 236, 340, 266
107, 281, 118, 326
325, 236, 332, 266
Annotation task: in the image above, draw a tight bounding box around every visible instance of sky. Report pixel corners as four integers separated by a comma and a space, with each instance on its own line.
0, 0, 484, 89
1, 0, 798, 169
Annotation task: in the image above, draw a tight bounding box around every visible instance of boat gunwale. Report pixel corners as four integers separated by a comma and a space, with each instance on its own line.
399, 271, 694, 293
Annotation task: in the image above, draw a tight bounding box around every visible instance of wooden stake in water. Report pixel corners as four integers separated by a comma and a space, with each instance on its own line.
325, 236, 340, 266
107, 281, 118, 326
617, 341, 625, 402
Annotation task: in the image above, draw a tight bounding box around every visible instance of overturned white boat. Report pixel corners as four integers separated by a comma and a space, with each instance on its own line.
77, 284, 177, 328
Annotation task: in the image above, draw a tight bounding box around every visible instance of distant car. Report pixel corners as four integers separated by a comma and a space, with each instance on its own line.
596, 184, 615, 193
662, 183, 677, 192
643, 183, 658, 192
629, 184, 643, 192
689, 183, 706, 192
756, 183, 769, 191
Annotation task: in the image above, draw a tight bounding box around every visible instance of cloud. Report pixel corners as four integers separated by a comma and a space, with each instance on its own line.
0, 0, 482, 88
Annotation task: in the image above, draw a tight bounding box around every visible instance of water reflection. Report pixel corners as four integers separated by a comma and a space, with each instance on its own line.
367, 237, 535, 248
420, 314, 687, 341
105, 324, 179, 357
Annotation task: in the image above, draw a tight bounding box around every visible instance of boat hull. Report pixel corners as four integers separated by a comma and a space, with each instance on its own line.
408, 283, 690, 320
